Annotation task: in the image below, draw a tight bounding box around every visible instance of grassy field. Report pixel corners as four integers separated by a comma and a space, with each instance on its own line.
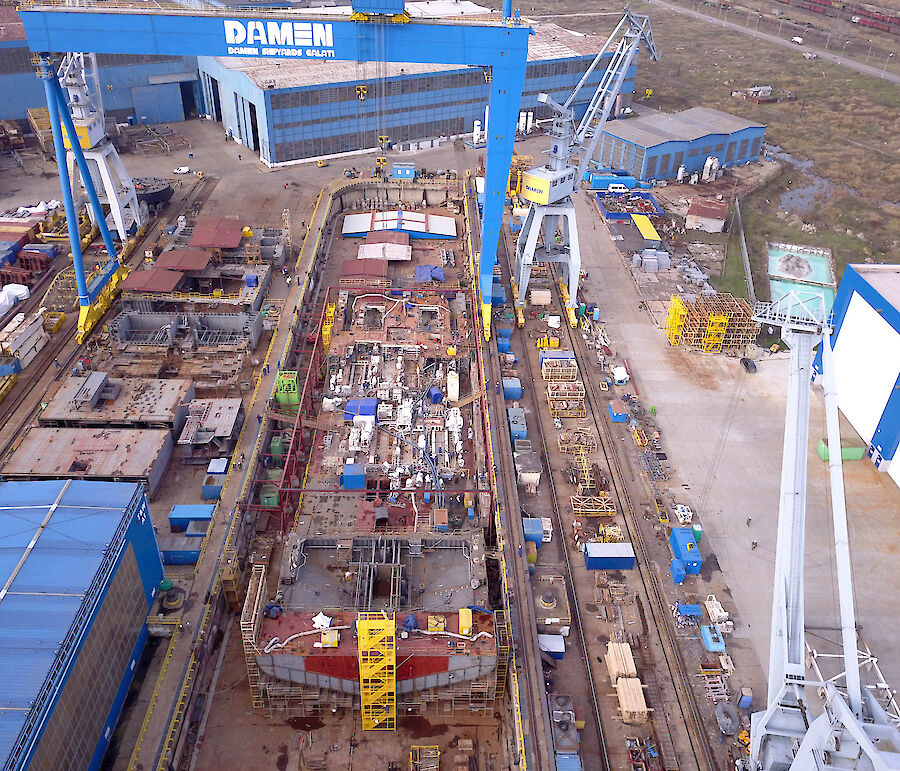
529, 0, 900, 285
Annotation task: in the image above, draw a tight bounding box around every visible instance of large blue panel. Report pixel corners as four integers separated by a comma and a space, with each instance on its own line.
872, 372, 900, 461
131, 83, 185, 124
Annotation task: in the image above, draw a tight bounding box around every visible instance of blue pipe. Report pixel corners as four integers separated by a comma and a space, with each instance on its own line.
50, 81, 121, 267
40, 60, 90, 308
502, 0, 512, 18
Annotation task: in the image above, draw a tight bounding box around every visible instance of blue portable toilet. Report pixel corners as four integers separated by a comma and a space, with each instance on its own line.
670, 558, 686, 585
669, 528, 703, 574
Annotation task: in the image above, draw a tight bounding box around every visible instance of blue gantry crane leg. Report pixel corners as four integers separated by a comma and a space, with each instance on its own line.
38, 55, 128, 342
21, 7, 532, 340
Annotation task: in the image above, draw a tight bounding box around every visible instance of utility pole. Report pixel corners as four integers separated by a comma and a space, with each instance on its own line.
883, 51, 895, 76
866, 39, 873, 62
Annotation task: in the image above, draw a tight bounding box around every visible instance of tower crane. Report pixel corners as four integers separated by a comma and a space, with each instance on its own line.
745, 293, 900, 771
514, 8, 658, 320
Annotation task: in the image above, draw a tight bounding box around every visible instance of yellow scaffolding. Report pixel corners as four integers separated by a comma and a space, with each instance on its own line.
665, 296, 686, 346
322, 302, 336, 352
358, 612, 397, 731
703, 313, 728, 353
410, 745, 441, 771
571, 493, 616, 516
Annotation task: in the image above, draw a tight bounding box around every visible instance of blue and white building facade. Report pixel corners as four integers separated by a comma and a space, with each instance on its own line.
596, 106, 766, 181
0, 9, 201, 123
0, 480, 163, 771
198, 17, 637, 165
815, 264, 900, 489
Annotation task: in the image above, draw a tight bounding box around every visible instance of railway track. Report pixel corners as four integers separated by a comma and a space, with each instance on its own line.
489, 232, 611, 771
548, 271, 718, 771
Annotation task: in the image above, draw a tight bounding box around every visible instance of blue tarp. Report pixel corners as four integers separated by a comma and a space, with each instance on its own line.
677, 602, 703, 617
344, 397, 378, 421
414, 265, 444, 283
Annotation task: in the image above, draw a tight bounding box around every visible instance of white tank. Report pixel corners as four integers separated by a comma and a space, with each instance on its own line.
447, 370, 460, 402
473, 120, 482, 145
525, 111, 534, 134
676, 165, 686, 183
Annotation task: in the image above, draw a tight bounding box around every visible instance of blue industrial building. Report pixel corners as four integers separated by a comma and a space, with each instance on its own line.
596, 107, 765, 181
0, 480, 163, 771
198, 17, 637, 164
0, 7, 201, 123
813, 264, 900, 490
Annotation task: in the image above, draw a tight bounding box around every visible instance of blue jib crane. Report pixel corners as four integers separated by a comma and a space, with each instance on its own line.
19, 0, 531, 341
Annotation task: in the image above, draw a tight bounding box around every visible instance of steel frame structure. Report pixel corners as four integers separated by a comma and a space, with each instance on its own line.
19, 0, 531, 339
746, 291, 900, 771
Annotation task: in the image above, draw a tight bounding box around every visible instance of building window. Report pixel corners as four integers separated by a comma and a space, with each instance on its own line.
645, 156, 658, 178
701, 146, 712, 155
688, 148, 699, 157
738, 138, 749, 158
750, 136, 762, 157
673, 151, 684, 170
726, 142, 736, 161
714, 144, 724, 152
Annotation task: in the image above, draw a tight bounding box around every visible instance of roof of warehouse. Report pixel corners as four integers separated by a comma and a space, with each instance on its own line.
120, 267, 184, 293
602, 107, 765, 149
217, 19, 608, 89
0, 7, 26, 42
0, 427, 170, 479
155, 249, 212, 272
0, 480, 142, 762
189, 217, 244, 249
853, 264, 900, 311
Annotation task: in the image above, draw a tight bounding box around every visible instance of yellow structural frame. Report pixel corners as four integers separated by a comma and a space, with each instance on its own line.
357, 612, 397, 731
665, 295, 686, 346
703, 313, 728, 353
322, 302, 336, 352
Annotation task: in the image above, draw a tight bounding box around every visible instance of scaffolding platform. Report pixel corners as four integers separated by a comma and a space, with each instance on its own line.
547, 381, 586, 418
664, 294, 758, 353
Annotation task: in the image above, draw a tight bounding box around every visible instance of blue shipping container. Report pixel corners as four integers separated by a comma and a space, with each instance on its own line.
201, 475, 223, 500
342, 463, 366, 490
157, 533, 202, 564
168, 503, 215, 531
344, 397, 378, 421
670, 558, 686, 584
538, 633, 566, 660
555, 755, 583, 771
583, 541, 636, 570
608, 402, 628, 423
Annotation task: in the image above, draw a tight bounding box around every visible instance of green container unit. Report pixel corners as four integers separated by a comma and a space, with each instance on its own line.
270, 434, 284, 462
266, 468, 283, 481
816, 439, 866, 462
259, 482, 280, 507
275, 371, 300, 412
691, 523, 703, 544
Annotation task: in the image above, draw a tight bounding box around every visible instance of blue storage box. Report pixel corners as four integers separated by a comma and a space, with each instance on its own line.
522, 517, 543, 546
583, 541, 636, 570
669, 527, 703, 574
670, 558, 686, 584
428, 385, 442, 404
496, 326, 513, 340
168, 503, 215, 532
497, 339, 511, 354
538, 349, 575, 366
507, 407, 527, 442
157, 533, 202, 565
185, 520, 209, 538
608, 401, 628, 423
245, 273, 259, 288
341, 463, 365, 490
555, 755, 583, 771
0, 357, 21, 377
202, 475, 223, 500
503, 378, 522, 400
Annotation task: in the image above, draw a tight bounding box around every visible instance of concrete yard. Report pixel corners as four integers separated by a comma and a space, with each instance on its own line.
576, 189, 900, 700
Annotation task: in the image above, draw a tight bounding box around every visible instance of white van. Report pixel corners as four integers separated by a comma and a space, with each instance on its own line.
791, 36, 804, 44
607, 183, 629, 194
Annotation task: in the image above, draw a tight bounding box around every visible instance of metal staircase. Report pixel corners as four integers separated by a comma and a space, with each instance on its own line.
357, 612, 397, 730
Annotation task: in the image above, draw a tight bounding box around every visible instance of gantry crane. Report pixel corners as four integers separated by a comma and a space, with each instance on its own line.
745, 293, 900, 771
514, 8, 658, 320
20, 0, 530, 341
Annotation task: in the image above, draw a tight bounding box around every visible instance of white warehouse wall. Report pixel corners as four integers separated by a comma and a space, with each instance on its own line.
831, 291, 900, 445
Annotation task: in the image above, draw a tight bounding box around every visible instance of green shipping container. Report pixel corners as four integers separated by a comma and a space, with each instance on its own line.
270, 433, 284, 461
275, 371, 300, 408
691, 523, 703, 544
816, 439, 865, 462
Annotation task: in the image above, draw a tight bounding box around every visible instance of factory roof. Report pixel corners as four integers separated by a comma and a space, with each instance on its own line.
155, 249, 212, 272
120, 267, 184, 294
0, 480, 143, 763
218, 19, 606, 89
38, 377, 192, 427
0, 7, 26, 42
189, 217, 244, 249
0, 427, 170, 480
178, 398, 243, 444
602, 107, 765, 149
852, 264, 900, 311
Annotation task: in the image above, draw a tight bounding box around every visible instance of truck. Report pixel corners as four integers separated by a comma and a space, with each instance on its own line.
791, 36, 804, 44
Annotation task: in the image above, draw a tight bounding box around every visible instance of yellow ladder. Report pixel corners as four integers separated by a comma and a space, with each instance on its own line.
322, 302, 336, 352
358, 612, 397, 730
703, 313, 728, 353
665, 295, 686, 346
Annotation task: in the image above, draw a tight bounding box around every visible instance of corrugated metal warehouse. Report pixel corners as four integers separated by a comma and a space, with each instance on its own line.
815, 264, 900, 489
0, 480, 163, 771
198, 7, 638, 164
596, 107, 766, 181
0, 7, 200, 122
